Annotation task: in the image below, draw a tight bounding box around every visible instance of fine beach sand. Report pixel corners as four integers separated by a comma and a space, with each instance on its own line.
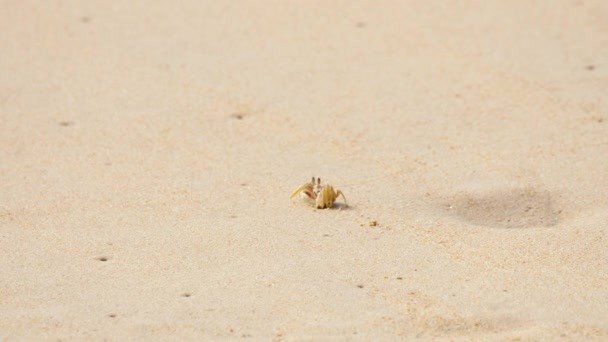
1, 1, 607, 340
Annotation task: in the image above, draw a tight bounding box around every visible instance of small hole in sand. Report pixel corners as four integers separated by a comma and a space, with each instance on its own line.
108, 314, 116, 318
240, 183, 248, 186
397, 277, 402, 280
356, 21, 366, 28
58, 121, 74, 127
231, 113, 244, 120
81, 16, 91, 23
357, 284, 364, 288
182, 293, 191, 297
96, 256, 109, 262
586, 64, 595, 71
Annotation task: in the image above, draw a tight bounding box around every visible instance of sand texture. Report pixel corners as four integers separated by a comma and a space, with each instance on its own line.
1, 1, 608, 340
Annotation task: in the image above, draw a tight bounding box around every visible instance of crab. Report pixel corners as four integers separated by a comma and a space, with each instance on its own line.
289, 177, 347, 209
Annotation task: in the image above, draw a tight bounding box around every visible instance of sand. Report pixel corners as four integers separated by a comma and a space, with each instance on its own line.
1, 1, 607, 340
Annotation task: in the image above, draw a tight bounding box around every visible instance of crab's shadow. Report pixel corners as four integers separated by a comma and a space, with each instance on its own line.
310, 203, 351, 211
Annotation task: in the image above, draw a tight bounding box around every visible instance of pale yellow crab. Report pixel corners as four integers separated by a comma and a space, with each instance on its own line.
290, 177, 347, 209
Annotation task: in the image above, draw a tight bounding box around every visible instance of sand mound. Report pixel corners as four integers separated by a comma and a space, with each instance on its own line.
443, 185, 558, 229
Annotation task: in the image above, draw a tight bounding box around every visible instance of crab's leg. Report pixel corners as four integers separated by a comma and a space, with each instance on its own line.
290, 184, 315, 199
335, 190, 348, 207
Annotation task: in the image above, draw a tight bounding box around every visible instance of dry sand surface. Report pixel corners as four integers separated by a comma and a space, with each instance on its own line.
1, 1, 608, 340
